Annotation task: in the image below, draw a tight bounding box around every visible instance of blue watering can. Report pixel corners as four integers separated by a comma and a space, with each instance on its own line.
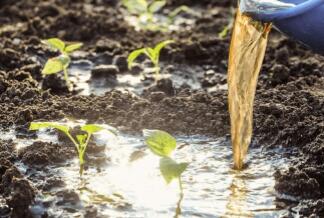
240, 0, 324, 55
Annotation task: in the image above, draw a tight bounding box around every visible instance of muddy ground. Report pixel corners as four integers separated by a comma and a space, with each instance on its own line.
0, 0, 323, 217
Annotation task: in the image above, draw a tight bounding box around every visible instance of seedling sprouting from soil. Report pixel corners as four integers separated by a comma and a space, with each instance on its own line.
122, 0, 193, 31
128, 40, 173, 80
218, 8, 235, 39
143, 129, 188, 197
42, 38, 83, 90
29, 122, 116, 176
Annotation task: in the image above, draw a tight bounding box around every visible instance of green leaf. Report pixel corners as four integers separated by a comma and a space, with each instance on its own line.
122, 0, 148, 14
160, 157, 189, 184
153, 40, 174, 62
42, 57, 64, 75
81, 124, 117, 135
65, 43, 83, 53
81, 124, 105, 135
127, 48, 147, 69
29, 122, 70, 135
143, 129, 176, 157
149, 0, 166, 13
43, 38, 65, 52
145, 47, 156, 61
169, 6, 193, 19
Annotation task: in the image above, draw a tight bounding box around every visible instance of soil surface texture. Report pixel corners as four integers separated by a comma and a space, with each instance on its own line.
0, 0, 323, 217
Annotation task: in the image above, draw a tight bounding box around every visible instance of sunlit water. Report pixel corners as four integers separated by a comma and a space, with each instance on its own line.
5, 126, 294, 218
68, 60, 204, 96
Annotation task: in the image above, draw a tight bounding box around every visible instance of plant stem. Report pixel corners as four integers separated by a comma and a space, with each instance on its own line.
154, 62, 160, 81
66, 133, 80, 153
174, 177, 184, 218
78, 134, 92, 177
63, 67, 72, 91
178, 177, 184, 197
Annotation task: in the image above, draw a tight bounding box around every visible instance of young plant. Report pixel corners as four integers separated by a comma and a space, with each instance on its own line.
143, 129, 188, 196
42, 38, 83, 90
218, 8, 235, 39
128, 40, 173, 80
122, 0, 166, 23
122, 0, 194, 31
29, 122, 116, 176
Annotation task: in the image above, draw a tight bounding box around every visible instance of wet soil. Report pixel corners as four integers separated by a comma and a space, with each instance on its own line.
0, 0, 323, 217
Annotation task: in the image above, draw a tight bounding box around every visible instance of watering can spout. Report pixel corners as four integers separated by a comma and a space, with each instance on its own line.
240, 0, 324, 55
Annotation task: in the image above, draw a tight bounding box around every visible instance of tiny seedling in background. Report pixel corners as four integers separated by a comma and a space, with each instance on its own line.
218, 8, 235, 39
29, 122, 116, 176
128, 40, 173, 80
42, 38, 83, 90
122, 0, 167, 24
143, 129, 188, 196
122, 0, 194, 31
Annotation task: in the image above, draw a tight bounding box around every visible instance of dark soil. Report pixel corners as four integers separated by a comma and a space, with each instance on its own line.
0, 0, 323, 217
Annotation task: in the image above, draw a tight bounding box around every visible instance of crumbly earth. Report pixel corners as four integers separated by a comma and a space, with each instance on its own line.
0, 0, 323, 217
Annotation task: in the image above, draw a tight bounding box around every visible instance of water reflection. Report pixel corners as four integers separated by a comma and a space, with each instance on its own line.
223, 173, 253, 217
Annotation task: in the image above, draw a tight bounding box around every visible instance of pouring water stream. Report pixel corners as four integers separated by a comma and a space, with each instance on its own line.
228, 9, 271, 169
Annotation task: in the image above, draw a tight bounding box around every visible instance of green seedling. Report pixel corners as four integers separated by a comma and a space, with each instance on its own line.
218, 8, 235, 39
128, 40, 173, 80
122, 0, 194, 31
29, 122, 116, 176
143, 129, 188, 196
42, 38, 83, 90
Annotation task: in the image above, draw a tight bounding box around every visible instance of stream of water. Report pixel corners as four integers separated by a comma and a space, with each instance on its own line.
227, 9, 271, 169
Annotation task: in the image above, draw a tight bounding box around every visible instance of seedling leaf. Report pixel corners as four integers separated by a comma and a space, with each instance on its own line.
127, 48, 146, 69
43, 38, 65, 52
160, 157, 189, 184
42, 57, 64, 75
153, 40, 173, 60
145, 47, 156, 61
149, 0, 166, 13
81, 124, 105, 134
65, 43, 83, 53
143, 129, 176, 157
29, 122, 70, 135
82, 124, 118, 135
169, 6, 193, 19
122, 0, 148, 14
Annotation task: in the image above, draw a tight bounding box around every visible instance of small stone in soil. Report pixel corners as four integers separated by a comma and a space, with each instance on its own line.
113, 55, 128, 72
130, 63, 143, 75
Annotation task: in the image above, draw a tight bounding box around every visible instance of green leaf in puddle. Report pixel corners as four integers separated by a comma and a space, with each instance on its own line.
160, 157, 189, 184
143, 129, 176, 157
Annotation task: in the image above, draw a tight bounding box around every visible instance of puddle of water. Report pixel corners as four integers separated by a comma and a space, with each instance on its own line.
69, 60, 205, 96
1, 128, 57, 150
11, 125, 293, 218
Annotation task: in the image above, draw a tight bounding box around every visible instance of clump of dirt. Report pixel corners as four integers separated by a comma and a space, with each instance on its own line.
0, 141, 35, 218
